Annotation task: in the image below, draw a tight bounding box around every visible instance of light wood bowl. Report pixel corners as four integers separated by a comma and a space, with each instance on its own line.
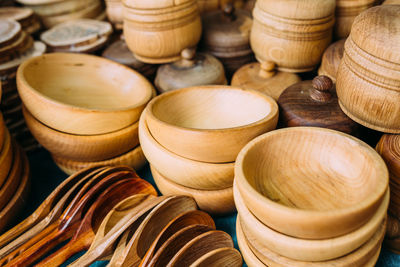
23, 106, 139, 162
234, 182, 389, 261
139, 113, 234, 190
145, 86, 278, 163
52, 145, 147, 175
235, 127, 389, 239
0, 130, 13, 189
151, 165, 235, 215
17, 53, 154, 135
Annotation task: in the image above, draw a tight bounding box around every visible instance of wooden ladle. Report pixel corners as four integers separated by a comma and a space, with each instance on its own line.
108, 195, 198, 267
190, 247, 242, 267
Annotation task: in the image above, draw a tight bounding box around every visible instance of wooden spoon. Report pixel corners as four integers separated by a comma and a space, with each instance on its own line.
190, 247, 242, 267
139, 210, 215, 267
36, 177, 156, 266
108, 195, 198, 267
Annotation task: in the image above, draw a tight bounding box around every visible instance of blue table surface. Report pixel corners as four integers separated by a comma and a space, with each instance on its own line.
9, 148, 400, 266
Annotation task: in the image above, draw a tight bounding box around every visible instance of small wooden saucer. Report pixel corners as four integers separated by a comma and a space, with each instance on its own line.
0, 20, 21, 48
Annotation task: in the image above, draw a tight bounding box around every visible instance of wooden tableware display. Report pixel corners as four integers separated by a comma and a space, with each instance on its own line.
17, 53, 154, 135
105, 0, 123, 29
123, 0, 202, 64
278, 75, 359, 135
334, 0, 378, 39
102, 38, 158, 81
0, 7, 41, 35
235, 127, 389, 239
336, 5, 400, 133
40, 19, 112, 53
155, 49, 227, 94
201, 4, 253, 78
251, 0, 335, 72
231, 61, 301, 101
318, 39, 345, 82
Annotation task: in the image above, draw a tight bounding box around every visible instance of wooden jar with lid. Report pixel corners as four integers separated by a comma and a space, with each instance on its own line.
123, 0, 202, 64
201, 4, 253, 78
278, 75, 359, 135
231, 61, 300, 101
318, 39, 345, 82
250, 0, 335, 73
336, 6, 400, 133
155, 48, 227, 94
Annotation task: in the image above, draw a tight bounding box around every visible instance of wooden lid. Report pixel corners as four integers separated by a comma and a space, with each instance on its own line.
318, 39, 345, 82
231, 62, 301, 101
278, 75, 359, 134
155, 49, 227, 93
351, 5, 400, 64
0, 20, 21, 48
256, 0, 335, 19
123, 0, 193, 9
102, 38, 146, 68
376, 134, 400, 181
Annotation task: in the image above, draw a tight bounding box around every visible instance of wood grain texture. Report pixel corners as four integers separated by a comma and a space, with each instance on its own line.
23, 106, 140, 162
235, 127, 388, 239
105, 0, 123, 28
123, 0, 202, 63
0, 129, 12, 189
250, 0, 335, 72
231, 62, 301, 101
139, 112, 234, 190
151, 165, 235, 215
17, 53, 154, 135
318, 39, 345, 82
336, 6, 400, 133
383, 0, 400, 4
190, 247, 242, 267
145, 86, 278, 163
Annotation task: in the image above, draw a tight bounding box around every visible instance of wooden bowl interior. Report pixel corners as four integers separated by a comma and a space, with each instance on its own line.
20, 53, 152, 110
151, 88, 272, 130
241, 128, 386, 211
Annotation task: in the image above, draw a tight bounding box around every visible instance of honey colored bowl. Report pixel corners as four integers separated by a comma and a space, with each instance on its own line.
146, 86, 278, 163
151, 165, 235, 215
23, 106, 139, 162
17, 53, 154, 135
139, 113, 234, 190
234, 182, 389, 261
235, 127, 388, 239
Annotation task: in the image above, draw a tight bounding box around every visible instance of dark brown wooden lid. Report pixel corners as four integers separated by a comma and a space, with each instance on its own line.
278, 75, 359, 134
318, 39, 345, 82
376, 134, 400, 181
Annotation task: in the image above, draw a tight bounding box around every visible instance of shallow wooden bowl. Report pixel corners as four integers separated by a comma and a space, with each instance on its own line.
235, 127, 388, 239
17, 53, 154, 135
234, 183, 389, 261
145, 86, 278, 163
23, 106, 139, 162
52, 145, 147, 175
0, 130, 13, 189
151, 165, 235, 215
139, 113, 234, 190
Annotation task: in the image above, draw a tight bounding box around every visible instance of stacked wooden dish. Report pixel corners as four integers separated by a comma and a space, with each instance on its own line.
18, 53, 155, 175
139, 85, 278, 215
16, 0, 106, 29
235, 127, 389, 266
0, 7, 41, 35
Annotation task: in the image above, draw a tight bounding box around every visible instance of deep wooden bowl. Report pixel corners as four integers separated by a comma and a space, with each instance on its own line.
139, 113, 234, 190
17, 53, 154, 135
234, 183, 389, 261
145, 86, 278, 163
151, 165, 235, 215
52, 145, 147, 175
235, 127, 388, 239
0, 130, 13, 189
23, 106, 139, 162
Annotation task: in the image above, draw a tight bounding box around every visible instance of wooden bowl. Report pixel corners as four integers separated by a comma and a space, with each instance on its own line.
151, 165, 235, 215
235, 127, 389, 239
17, 53, 154, 135
145, 86, 278, 163
0, 130, 13, 189
23, 106, 139, 162
52, 146, 147, 175
139, 113, 234, 190
234, 182, 389, 261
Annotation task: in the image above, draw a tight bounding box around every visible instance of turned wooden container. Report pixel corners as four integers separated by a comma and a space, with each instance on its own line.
155, 48, 227, 94
201, 4, 253, 78
251, 0, 335, 73
123, 0, 202, 64
105, 0, 123, 29
318, 39, 345, 82
336, 6, 400, 133
334, 0, 378, 39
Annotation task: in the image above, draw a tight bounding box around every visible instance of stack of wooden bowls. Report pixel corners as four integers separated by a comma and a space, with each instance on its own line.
235, 127, 389, 266
17, 53, 155, 175
0, 19, 46, 151
139, 85, 279, 215
16, 0, 106, 29
0, 7, 41, 35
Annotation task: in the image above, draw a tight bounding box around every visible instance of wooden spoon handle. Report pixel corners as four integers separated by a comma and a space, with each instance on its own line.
0, 217, 35, 250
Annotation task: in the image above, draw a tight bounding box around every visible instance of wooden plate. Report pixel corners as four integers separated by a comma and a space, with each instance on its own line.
0, 130, 13, 189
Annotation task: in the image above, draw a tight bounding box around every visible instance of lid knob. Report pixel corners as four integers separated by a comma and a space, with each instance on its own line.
179, 47, 197, 67
259, 61, 276, 79
310, 75, 333, 102
223, 3, 236, 21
